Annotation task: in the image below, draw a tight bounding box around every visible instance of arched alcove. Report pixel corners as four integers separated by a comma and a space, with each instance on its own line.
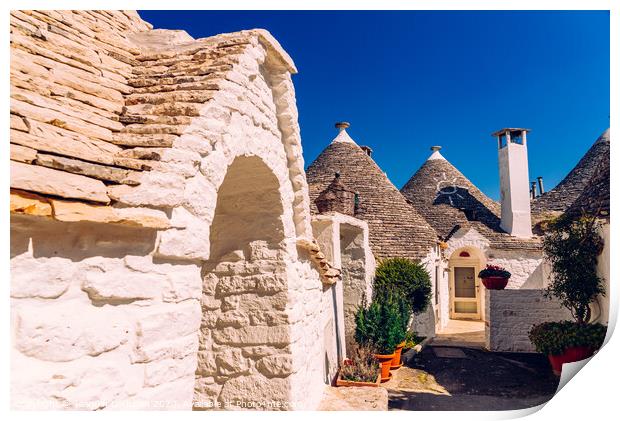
193, 155, 293, 410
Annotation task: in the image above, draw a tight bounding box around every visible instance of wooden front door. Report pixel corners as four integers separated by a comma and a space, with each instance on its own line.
450, 266, 481, 320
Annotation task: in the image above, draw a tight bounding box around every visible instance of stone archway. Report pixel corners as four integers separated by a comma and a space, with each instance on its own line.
193, 155, 294, 410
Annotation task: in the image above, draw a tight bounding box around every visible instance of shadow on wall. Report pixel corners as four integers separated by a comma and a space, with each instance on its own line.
194, 155, 294, 410
208, 155, 286, 260
11, 214, 158, 261
520, 262, 544, 289
433, 187, 501, 232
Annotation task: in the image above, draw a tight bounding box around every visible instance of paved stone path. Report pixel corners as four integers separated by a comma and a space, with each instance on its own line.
387, 344, 560, 411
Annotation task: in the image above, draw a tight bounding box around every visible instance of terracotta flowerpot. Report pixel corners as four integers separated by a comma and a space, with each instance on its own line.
548, 346, 595, 376
336, 365, 381, 387
481, 276, 509, 290
374, 353, 395, 382
391, 341, 406, 369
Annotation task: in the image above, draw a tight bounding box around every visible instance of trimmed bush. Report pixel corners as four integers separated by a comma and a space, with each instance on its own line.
529, 321, 606, 355
373, 257, 431, 315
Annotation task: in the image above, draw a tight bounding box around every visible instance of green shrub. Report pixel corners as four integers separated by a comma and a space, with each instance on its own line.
354, 296, 401, 355
528, 321, 606, 355
542, 215, 605, 323
373, 257, 432, 315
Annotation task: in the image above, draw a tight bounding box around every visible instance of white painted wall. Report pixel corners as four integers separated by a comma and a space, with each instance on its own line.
497, 130, 533, 238
593, 223, 610, 325
10, 27, 340, 411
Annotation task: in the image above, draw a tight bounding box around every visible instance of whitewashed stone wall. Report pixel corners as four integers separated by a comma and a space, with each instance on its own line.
487, 249, 544, 289
485, 289, 572, 352
11, 216, 203, 410
417, 247, 442, 337
311, 213, 374, 361
10, 16, 336, 411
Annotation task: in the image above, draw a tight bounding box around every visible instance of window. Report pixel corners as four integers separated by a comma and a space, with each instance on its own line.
498, 133, 507, 149
510, 131, 524, 145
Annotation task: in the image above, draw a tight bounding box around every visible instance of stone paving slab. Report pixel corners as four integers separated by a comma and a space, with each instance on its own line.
432, 347, 468, 358
319, 386, 388, 411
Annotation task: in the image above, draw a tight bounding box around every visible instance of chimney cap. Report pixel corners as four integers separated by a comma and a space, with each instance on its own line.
430, 146, 442, 152
335, 121, 350, 130
491, 128, 531, 137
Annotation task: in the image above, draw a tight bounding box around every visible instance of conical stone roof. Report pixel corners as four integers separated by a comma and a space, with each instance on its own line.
401, 148, 541, 251
532, 128, 610, 215
306, 126, 438, 261
565, 148, 610, 219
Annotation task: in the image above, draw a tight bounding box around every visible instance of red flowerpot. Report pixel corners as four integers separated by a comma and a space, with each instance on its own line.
548, 346, 595, 376
374, 353, 395, 382
391, 342, 405, 369
481, 276, 509, 290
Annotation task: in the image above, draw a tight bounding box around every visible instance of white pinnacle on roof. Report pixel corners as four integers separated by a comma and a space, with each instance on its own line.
427, 145, 446, 161
331, 121, 357, 144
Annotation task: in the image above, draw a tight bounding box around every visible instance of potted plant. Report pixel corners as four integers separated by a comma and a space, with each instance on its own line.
336, 344, 381, 387
528, 215, 607, 375
354, 297, 400, 382
478, 264, 511, 290
390, 293, 411, 370
529, 321, 606, 375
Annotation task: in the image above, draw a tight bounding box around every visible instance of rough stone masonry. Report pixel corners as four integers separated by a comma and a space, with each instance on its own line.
10, 10, 372, 410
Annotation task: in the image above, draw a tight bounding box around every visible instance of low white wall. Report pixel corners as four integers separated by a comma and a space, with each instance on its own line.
485, 289, 572, 352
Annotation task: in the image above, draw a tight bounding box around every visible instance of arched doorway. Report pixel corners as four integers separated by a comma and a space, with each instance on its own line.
448, 247, 485, 320
193, 155, 293, 410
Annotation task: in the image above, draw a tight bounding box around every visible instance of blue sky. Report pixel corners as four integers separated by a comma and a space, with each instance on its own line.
138, 10, 609, 200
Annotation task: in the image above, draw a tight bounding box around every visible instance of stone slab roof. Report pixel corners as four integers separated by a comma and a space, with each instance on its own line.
9, 11, 291, 229
532, 128, 610, 216
306, 132, 438, 261
565, 148, 610, 220
401, 150, 541, 251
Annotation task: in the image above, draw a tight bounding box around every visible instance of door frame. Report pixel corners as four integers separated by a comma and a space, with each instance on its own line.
449, 263, 482, 320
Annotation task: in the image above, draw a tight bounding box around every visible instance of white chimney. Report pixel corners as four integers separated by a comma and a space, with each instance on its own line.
492, 128, 533, 238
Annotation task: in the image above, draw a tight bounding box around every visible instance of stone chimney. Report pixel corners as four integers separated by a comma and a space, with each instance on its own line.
491, 128, 533, 238
537, 176, 545, 194
315, 172, 356, 216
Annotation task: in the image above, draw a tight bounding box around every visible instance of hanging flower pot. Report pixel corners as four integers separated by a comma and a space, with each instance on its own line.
480, 276, 509, 290
478, 265, 511, 290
